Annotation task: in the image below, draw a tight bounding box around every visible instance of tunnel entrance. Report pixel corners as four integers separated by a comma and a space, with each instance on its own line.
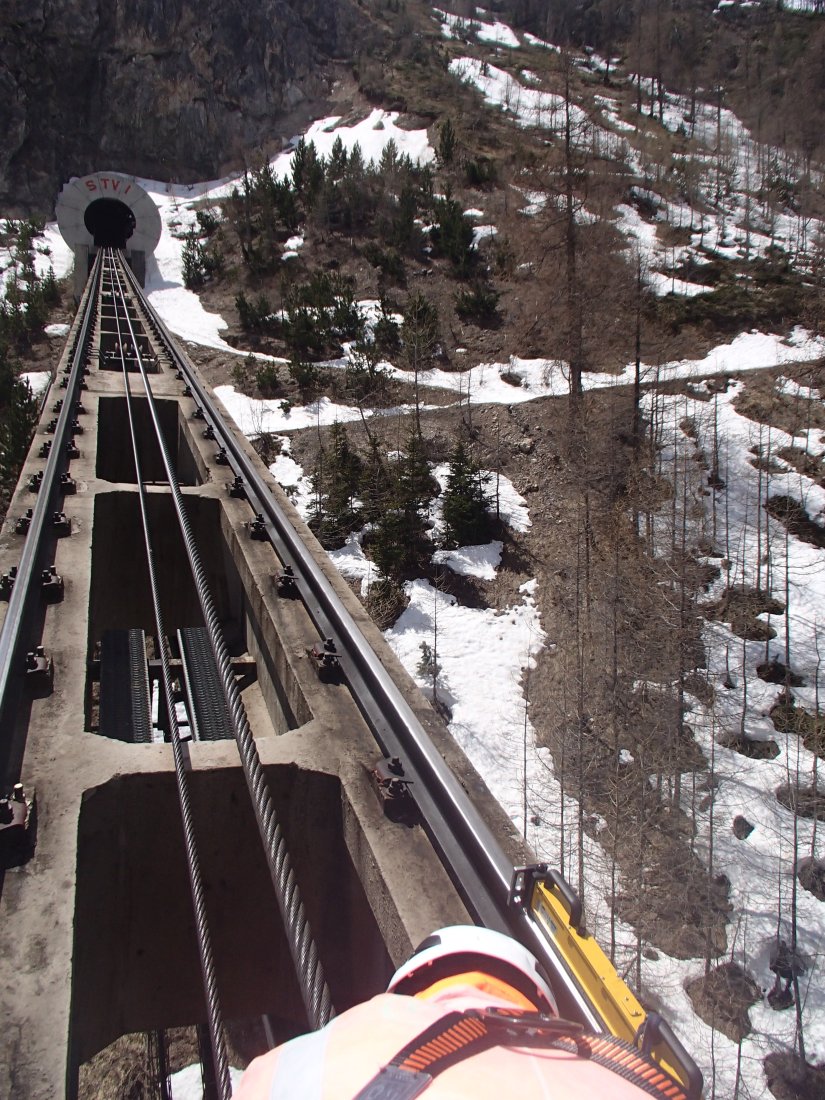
84, 198, 136, 248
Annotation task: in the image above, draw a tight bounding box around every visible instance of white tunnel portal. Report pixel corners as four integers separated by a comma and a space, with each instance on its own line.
56, 173, 163, 293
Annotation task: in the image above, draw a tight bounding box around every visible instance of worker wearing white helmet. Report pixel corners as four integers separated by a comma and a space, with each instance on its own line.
234, 926, 693, 1099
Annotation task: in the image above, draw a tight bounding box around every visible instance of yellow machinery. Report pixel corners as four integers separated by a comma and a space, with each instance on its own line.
511, 865, 703, 1098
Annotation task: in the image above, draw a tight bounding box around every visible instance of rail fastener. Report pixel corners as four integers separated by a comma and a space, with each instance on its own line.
15, 510, 33, 535
41, 566, 64, 602
247, 514, 268, 540
371, 756, 417, 825
0, 567, 18, 599
25, 646, 53, 687
276, 566, 298, 597
308, 638, 342, 682
52, 512, 71, 537
228, 476, 246, 499
0, 784, 36, 869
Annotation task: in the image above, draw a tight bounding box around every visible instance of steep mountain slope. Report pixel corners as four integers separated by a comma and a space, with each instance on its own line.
0, 0, 375, 212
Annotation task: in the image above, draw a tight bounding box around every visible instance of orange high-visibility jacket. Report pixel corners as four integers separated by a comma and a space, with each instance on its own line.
234, 988, 668, 1099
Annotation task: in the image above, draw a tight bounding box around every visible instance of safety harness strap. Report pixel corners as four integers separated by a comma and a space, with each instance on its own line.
353, 1009, 689, 1100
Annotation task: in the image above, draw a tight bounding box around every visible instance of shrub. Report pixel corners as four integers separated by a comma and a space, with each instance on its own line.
288, 357, 319, 391
182, 230, 221, 289
365, 576, 407, 629
455, 282, 500, 325
196, 209, 220, 236
431, 195, 475, 276
256, 363, 280, 396
363, 243, 406, 284
235, 291, 277, 333
231, 354, 257, 392
464, 156, 497, 188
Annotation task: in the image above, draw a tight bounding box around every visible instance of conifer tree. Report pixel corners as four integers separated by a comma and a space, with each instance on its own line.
438, 119, 457, 166
327, 135, 349, 183
309, 421, 362, 547
370, 431, 437, 578
0, 355, 36, 498
401, 292, 439, 434
441, 440, 492, 548
327, 420, 362, 527
432, 194, 475, 275
291, 139, 324, 207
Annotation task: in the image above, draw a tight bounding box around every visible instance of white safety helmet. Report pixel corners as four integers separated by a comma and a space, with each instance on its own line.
388, 925, 557, 1013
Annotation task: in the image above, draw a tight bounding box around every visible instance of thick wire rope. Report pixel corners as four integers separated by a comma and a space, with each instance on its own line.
109, 252, 334, 1029
105, 252, 233, 1098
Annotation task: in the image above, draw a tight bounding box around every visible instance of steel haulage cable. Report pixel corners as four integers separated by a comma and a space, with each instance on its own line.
109, 251, 232, 1100
110, 252, 334, 1030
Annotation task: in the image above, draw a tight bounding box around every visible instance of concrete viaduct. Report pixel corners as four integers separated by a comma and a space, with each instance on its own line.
0, 174, 525, 1098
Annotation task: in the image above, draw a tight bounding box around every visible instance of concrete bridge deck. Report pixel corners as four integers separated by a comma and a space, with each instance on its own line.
0, 286, 524, 1098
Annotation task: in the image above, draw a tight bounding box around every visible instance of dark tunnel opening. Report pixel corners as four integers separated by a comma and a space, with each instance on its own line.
84, 198, 136, 249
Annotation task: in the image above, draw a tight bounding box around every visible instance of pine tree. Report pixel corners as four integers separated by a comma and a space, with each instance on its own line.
327, 135, 349, 183
432, 194, 475, 275
327, 421, 362, 529
373, 297, 401, 356
401, 292, 439, 434
392, 183, 419, 251
438, 119, 457, 166
399, 428, 436, 515
0, 364, 36, 497
309, 422, 362, 547
370, 432, 437, 578
441, 440, 492, 548
182, 230, 206, 289
291, 139, 324, 207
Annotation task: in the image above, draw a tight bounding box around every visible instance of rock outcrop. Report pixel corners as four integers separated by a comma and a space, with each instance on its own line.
0, 0, 374, 213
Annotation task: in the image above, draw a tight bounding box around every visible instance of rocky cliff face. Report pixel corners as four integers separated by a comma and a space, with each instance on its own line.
0, 0, 373, 213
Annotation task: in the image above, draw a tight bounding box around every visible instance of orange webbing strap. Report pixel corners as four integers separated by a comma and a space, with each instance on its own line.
393, 1012, 490, 1075
353, 1011, 495, 1100
353, 1009, 691, 1100
584, 1033, 688, 1099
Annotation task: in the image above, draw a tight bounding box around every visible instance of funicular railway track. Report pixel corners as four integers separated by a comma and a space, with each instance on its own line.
0, 249, 702, 1098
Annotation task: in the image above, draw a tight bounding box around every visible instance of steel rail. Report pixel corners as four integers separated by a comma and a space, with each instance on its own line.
109, 251, 334, 1031
0, 252, 102, 782
118, 259, 604, 1030
105, 251, 232, 1099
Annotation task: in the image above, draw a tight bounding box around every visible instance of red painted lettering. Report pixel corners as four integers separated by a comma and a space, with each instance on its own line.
85, 180, 97, 191
124, 184, 131, 196
100, 177, 109, 190
111, 180, 120, 192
